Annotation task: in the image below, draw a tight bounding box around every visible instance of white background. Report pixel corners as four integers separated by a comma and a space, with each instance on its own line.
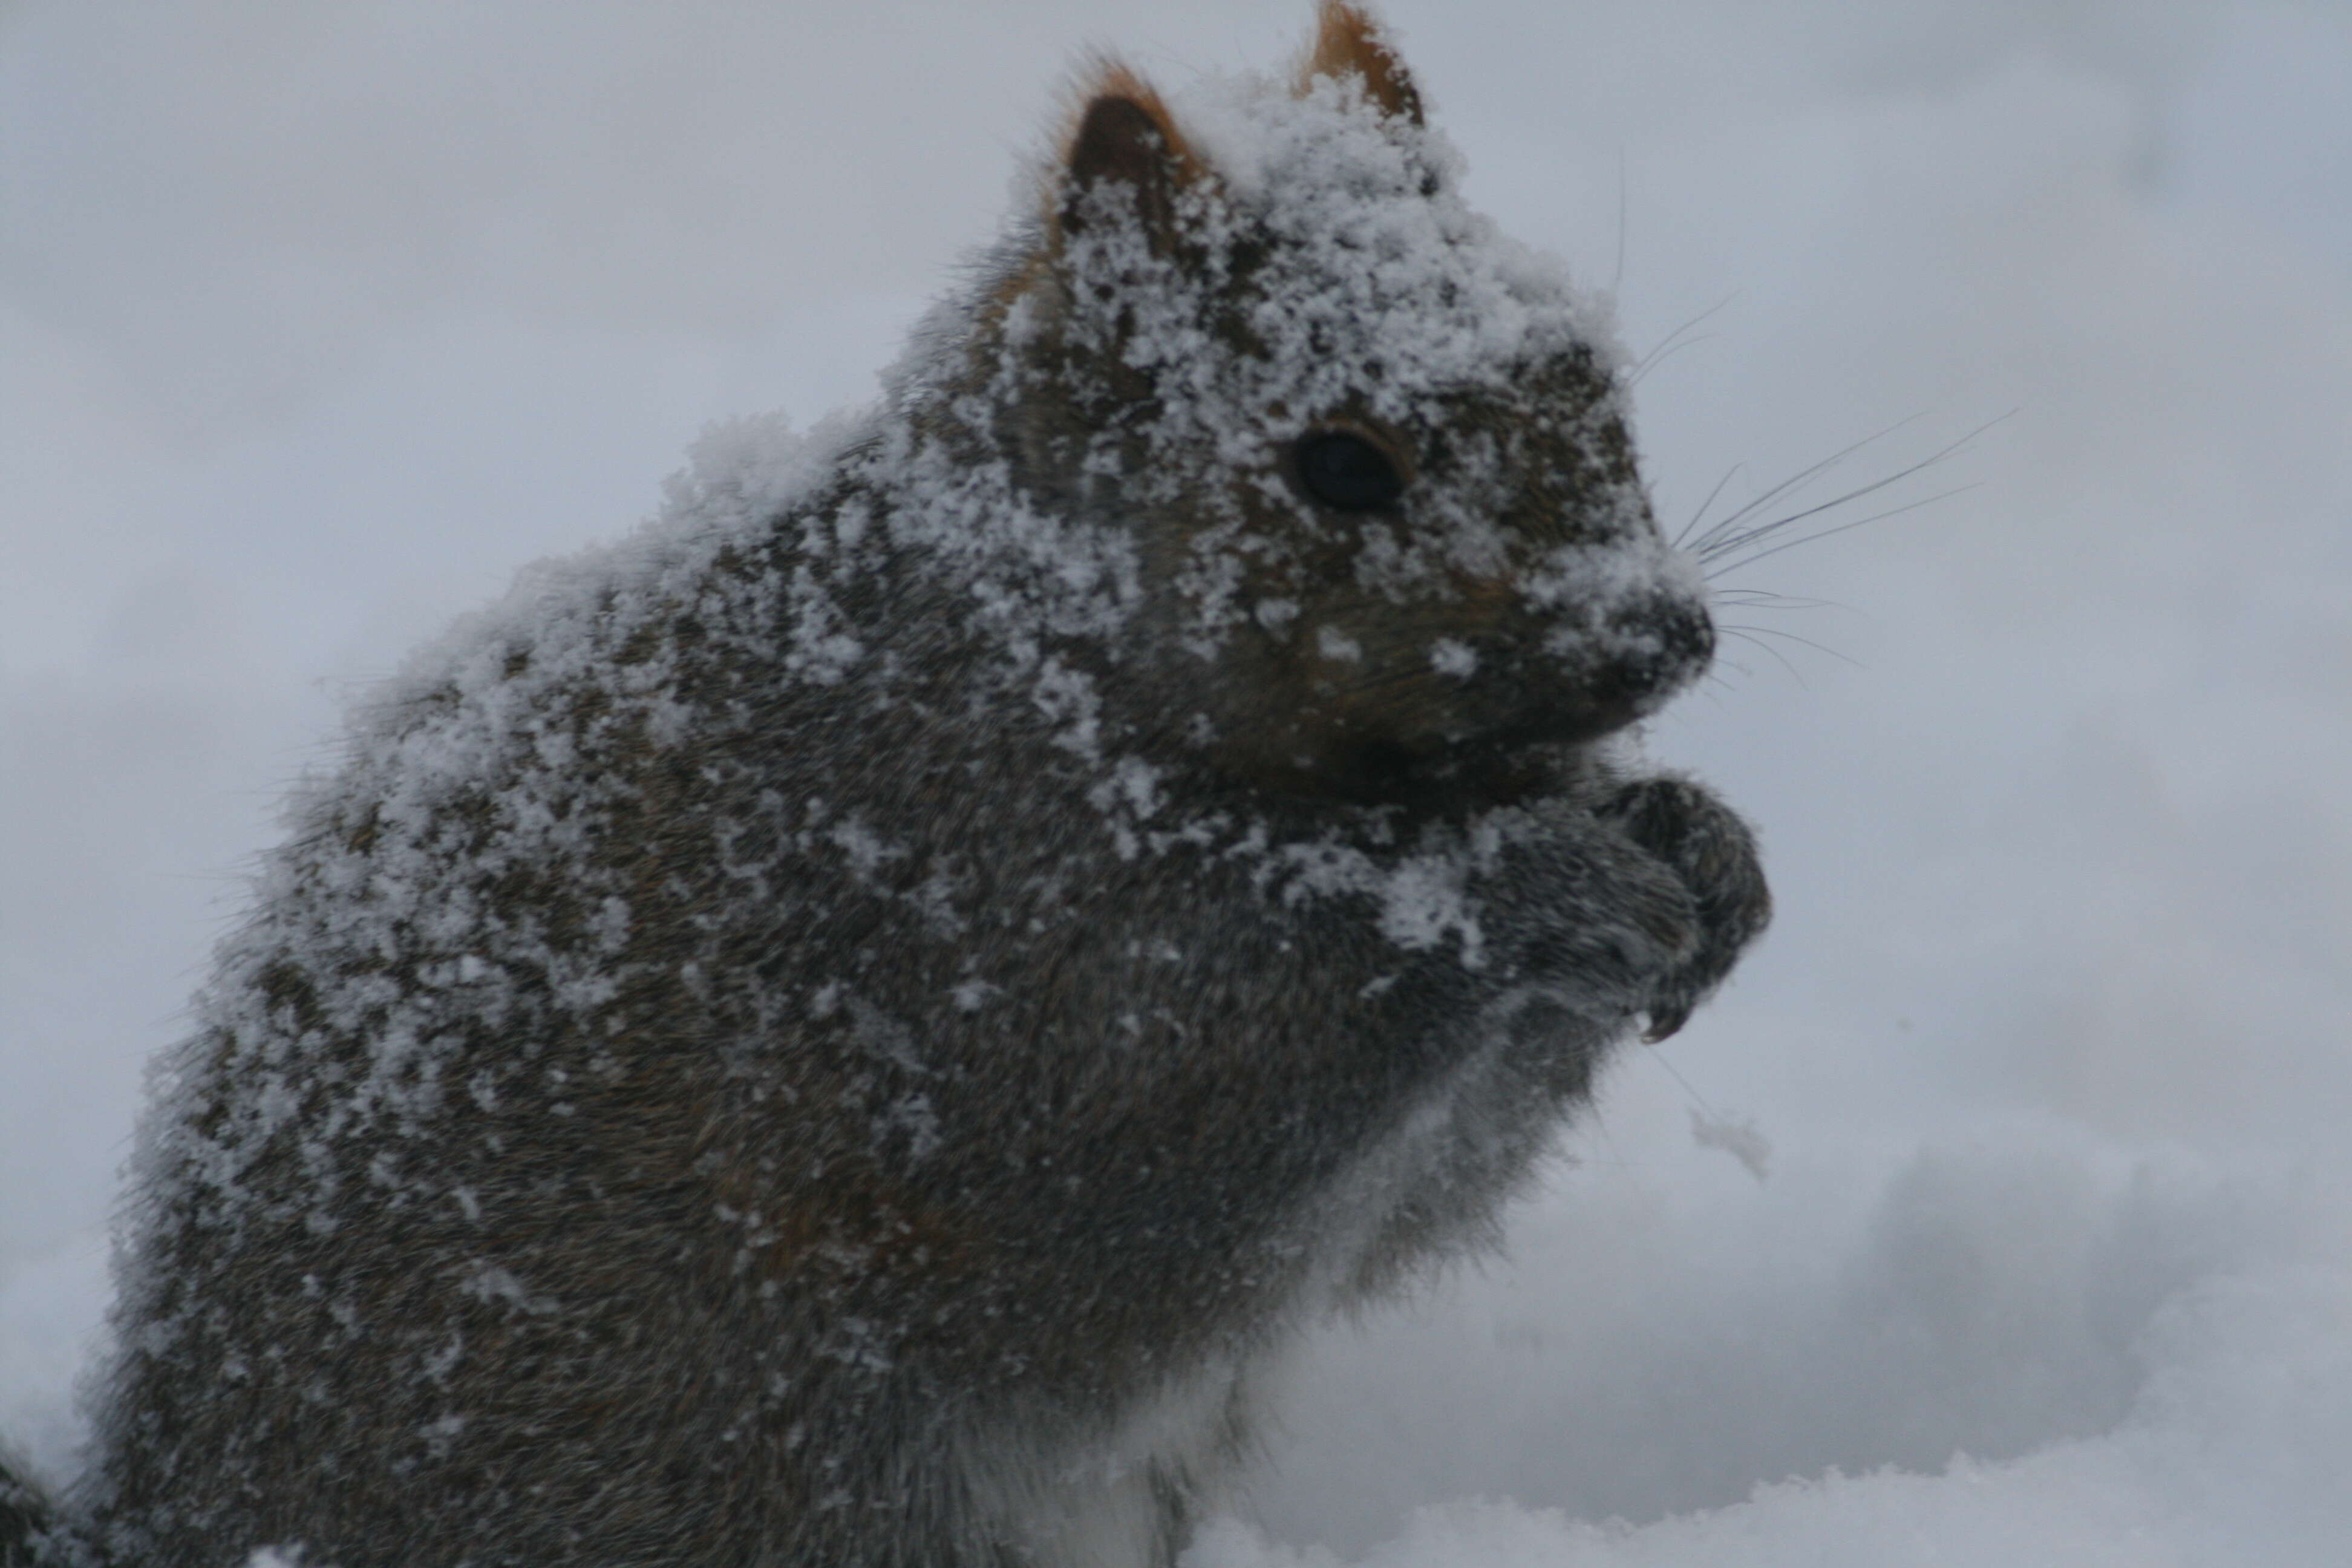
5, 2, 2350, 1561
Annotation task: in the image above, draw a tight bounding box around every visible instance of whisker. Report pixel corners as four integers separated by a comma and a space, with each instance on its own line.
1704, 483, 1976, 579
1710, 587, 1836, 610
1696, 411, 2010, 567
1720, 621, 1863, 669
1683, 411, 2009, 686
1611, 145, 1628, 299
1673, 463, 1745, 550
1702, 650, 1758, 683
1629, 296, 1735, 387
1628, 333, 1716, 388
1719, 627, 1806, 684
1686, 415, 1930, 560
1681, 416, 1923, 559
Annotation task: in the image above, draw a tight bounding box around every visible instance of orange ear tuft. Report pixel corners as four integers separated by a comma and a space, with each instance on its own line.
1054, 62, 1204, 251
1297, 1, 1424, 125
1066, 63, 1201, 180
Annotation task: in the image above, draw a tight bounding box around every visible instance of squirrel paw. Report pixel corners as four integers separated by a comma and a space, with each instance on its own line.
1480, 815, 1702, 1009
1596, 776, 1773, 1040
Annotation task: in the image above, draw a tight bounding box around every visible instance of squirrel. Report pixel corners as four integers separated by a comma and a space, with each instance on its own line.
4, 7, 1768, 1566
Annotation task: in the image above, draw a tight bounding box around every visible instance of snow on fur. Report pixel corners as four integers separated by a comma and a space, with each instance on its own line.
74, 15, 1760, 1568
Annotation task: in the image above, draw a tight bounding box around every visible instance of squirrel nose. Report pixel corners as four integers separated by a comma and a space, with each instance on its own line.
1503, 595, 1713, 748
1600, 593, 1716, 713
1537, 592, 1714, 741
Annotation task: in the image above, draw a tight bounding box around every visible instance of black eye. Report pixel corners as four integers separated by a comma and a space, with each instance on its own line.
1295, 431, 1404, 512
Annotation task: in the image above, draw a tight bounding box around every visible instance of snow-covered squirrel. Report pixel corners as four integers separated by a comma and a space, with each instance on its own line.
2, 7, 1768, 1566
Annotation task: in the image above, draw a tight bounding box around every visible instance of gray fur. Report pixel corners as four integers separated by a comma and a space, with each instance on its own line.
2, 1451, 44, 1568
15, 15, 1768, 1567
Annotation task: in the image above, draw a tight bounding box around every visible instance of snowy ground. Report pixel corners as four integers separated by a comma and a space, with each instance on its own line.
5, 2, 2350, 1563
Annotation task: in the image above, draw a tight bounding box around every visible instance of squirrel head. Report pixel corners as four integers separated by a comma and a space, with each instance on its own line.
939, 4, 1713, 809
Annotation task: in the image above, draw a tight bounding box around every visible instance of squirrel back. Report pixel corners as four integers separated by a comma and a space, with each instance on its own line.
37, 8, 1769, 1566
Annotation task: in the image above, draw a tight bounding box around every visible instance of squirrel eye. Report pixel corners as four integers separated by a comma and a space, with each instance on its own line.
1295, 431, 1404, 511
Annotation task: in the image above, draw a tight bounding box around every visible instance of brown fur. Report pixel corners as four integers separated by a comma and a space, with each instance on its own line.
1061, 62, 1203, 195
1299, 1, 1425, 125
28, 10, 1770, 1568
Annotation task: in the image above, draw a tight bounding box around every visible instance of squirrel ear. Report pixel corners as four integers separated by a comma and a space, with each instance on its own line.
1056, 68, 1199, 255
1296, 1, 1424, 126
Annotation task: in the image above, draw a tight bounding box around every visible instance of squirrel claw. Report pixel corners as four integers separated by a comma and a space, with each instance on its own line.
1641, 1004, 1693, 1043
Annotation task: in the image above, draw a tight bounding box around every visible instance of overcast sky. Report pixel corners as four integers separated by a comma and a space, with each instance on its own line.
5, 2, 2351, 1561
